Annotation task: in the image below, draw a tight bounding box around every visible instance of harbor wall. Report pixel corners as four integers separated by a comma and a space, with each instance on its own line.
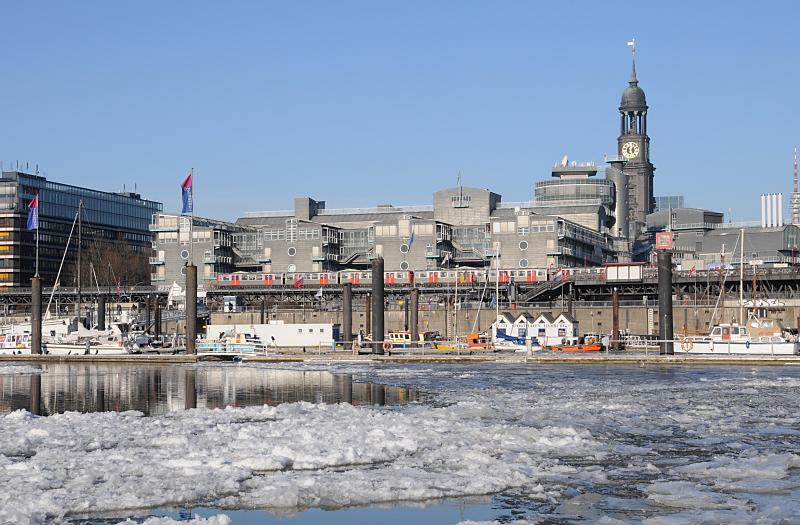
209, 304, 800, 339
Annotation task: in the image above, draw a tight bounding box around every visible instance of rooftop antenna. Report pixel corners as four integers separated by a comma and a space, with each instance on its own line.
792, 146, 799, 225
560, 154, 569, 167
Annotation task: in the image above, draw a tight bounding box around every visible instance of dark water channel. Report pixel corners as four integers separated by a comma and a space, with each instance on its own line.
0, 363, 418, 416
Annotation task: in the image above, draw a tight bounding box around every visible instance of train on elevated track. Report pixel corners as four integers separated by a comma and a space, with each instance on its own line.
211, 263, 656, 289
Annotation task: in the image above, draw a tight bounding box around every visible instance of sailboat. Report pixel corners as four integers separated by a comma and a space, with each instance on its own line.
0, 201, 131, 355
682, 231, 799, 355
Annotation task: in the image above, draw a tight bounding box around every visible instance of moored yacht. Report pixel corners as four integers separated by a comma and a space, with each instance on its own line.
682, 319, 799, 355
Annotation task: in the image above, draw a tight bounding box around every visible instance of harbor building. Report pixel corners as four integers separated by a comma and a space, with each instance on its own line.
149, 213, 249, 287
0, 170, 162, 287
233, 186, 616, 279
646, 206, 800, 268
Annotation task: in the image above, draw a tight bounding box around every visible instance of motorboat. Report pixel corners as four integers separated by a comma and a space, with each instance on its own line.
197, 332, 267, 357
492, 331, 542, 353
681, 320, 799, 355
547, 336, 602, 352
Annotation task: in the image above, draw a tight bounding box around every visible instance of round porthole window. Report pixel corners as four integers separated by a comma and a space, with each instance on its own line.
180, 266, 187, 276
288, 264, 296, 272
519, 258, 529, 268
400, 261, 409, 271
519, 241, 528, 251
180, 249, 190, 260
288, 247, 296, 256
400, 244, 410, 254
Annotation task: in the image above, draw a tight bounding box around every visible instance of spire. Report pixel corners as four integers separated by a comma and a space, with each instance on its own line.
627, 38, 638, 85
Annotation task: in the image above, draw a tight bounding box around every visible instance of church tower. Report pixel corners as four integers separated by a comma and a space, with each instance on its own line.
617, 40, 655, 239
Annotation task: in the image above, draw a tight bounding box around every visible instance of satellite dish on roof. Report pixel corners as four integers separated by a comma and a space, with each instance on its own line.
560, 154, 569, 167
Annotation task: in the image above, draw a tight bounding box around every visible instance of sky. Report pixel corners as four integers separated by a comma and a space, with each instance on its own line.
1, 1, 798, 222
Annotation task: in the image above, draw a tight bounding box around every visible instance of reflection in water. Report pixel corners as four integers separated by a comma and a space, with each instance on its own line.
0, 364, 417, 416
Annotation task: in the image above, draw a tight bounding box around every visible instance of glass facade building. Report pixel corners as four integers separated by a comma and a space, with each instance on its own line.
0, 171, 162, 287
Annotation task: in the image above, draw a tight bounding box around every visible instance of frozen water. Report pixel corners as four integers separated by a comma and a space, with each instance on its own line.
1, 362, 799, 524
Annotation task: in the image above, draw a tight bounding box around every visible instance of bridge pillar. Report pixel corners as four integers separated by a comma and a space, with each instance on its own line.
31, 276, 42, 355
186, 264, 197, 355
410, 288, 419, 348
97, 294, 106, 331
658, 251, 674, 355
371, 257, 384, 354
342, 283, 352, 343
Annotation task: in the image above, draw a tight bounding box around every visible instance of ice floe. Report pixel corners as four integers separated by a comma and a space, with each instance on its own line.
1, 362, 799, 524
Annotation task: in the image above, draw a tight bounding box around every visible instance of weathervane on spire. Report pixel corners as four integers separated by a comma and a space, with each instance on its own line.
627, 38, 638, 84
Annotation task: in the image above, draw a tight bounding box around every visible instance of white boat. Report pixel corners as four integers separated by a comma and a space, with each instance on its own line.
197, 332, 267, 357
682, 320, 799, 356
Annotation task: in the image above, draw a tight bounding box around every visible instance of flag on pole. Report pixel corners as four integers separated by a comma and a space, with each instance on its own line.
408, 230, 416, 248
180, 172, 193, 214
627, 39, 635, 47
27, 195, 39, 230
315, 288, 323, 299
688, 266, 697, 277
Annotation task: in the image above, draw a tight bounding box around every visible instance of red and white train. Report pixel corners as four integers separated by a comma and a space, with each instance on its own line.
210, 263, 649, 289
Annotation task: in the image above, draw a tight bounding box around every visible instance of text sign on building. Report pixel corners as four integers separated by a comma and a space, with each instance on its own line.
655, 231, 674, 250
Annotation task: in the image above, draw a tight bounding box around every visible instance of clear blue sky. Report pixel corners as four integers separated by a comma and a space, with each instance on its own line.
1, 1, 797, 222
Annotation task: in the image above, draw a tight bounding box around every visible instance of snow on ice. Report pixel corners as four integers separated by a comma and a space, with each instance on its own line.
1, 362, 799, 524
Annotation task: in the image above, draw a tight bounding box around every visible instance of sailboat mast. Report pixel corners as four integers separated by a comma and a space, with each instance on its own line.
77, 199, 82, 318
719, 248, 725, 324
739, 228, 744, 324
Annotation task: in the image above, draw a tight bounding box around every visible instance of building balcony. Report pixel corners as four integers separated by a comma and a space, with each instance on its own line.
203, 254, 217, 263
149, 257, 165, 265
150, 274, 165, 282
255, 255, 271, 263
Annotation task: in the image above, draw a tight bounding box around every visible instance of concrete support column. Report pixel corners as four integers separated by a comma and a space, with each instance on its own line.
260, 296, 266, 325
404, 297, 409, 331
410, 288, 419, 348
371, 257, 385, 354
31, 276, 42, 355
97, 294, 106, 331
365, 293, 371, 337
342, 283, 353, 343
612, 287, 620, 352
185, 264, 197, 355
658, 251, 674, 355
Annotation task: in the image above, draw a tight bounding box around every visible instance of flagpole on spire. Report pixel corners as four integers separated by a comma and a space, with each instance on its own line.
627, 38, 637, 84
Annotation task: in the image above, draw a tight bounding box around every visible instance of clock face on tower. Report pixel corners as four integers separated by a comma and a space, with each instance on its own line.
621, 141, 640, 160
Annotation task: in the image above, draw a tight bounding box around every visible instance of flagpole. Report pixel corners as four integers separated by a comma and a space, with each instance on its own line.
189, 168, 194, 266
35, 192, 39, 277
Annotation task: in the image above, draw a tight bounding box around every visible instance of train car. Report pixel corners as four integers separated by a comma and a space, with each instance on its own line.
487, 269, 513, 284
287, 272, 336, 287
384, 271, 415, 285
214, 272, 281, 287
339, 270, 373, 286
512, 269, 547, 283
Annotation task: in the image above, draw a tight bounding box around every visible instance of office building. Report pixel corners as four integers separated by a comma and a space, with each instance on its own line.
0, 170, 162, 287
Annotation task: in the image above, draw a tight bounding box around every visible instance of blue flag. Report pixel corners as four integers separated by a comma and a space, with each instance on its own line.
27, 195, 39, 231
180, 172, 193, 214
